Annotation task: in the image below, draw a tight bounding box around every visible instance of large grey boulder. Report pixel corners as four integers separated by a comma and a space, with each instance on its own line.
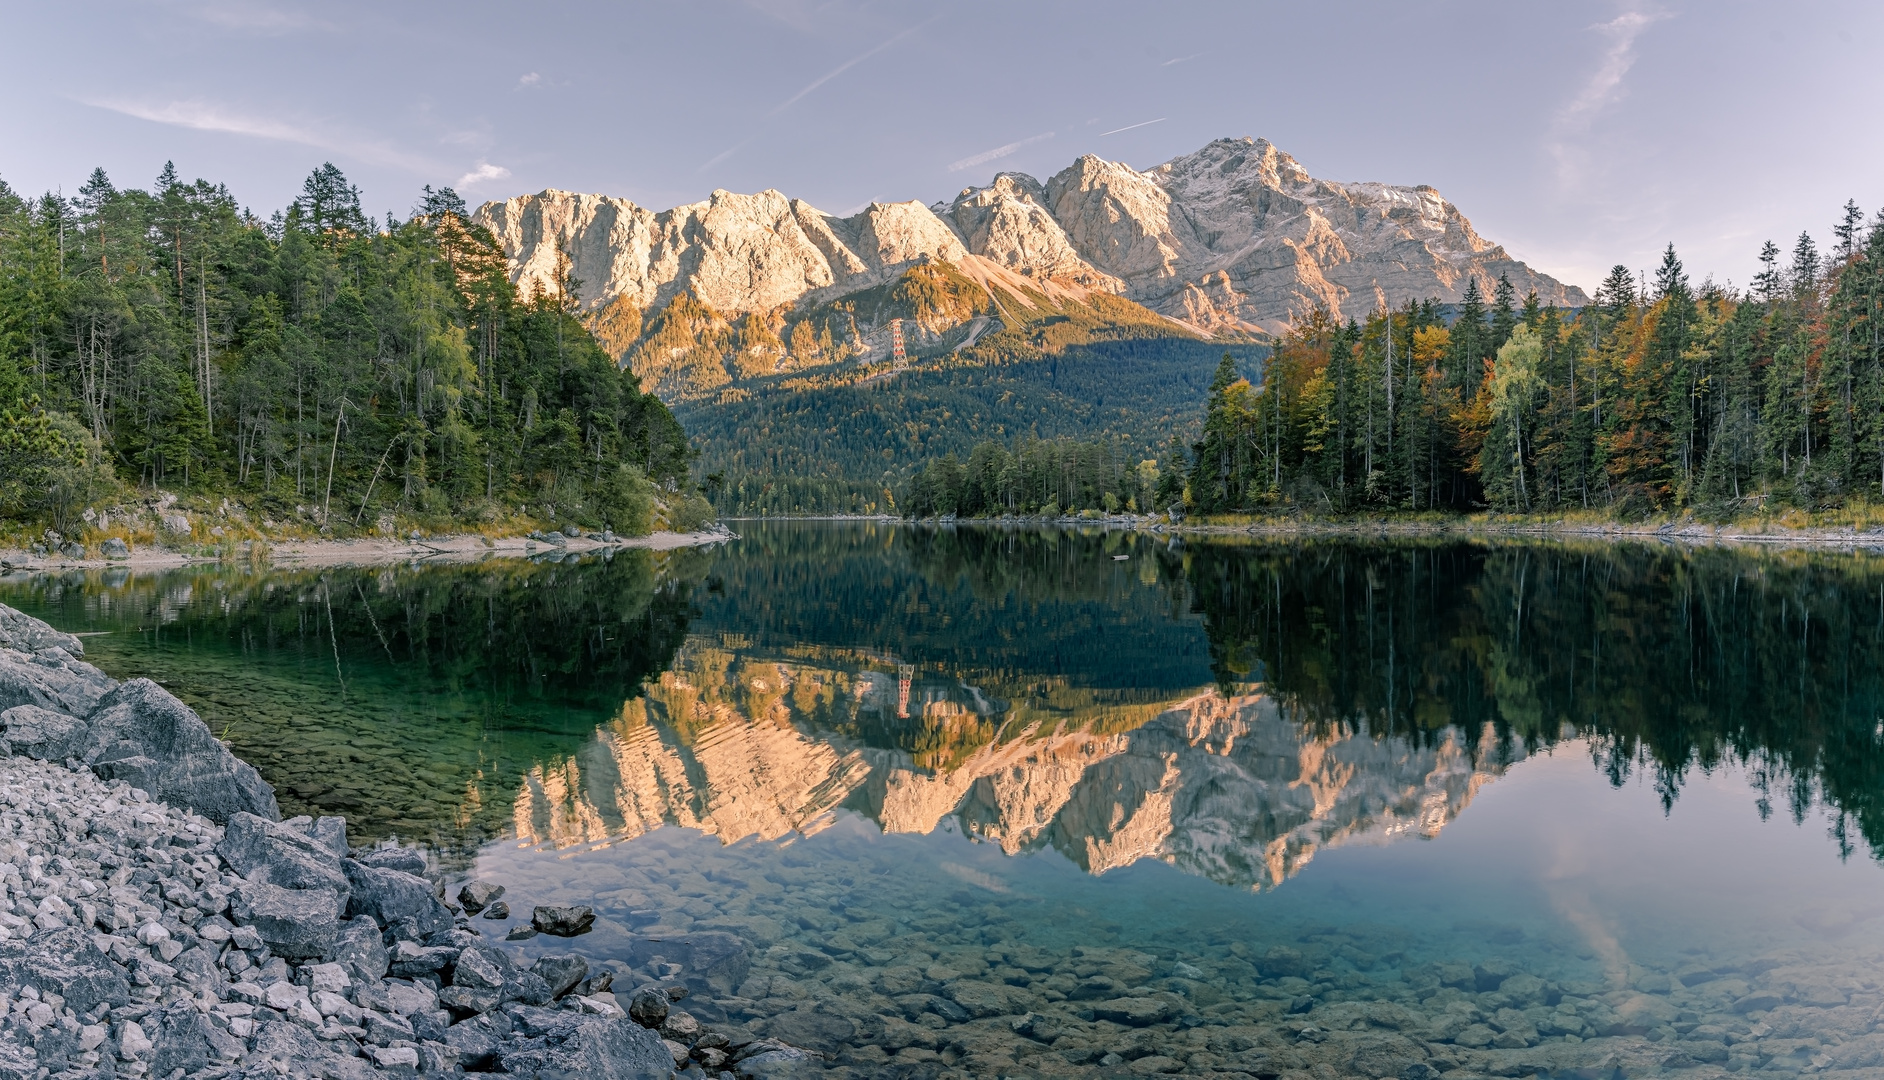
0, 704, 88, 761
86, 680, 279, 823
0, 648, 115, 717
0, 605, 85, 656
219, 812, 348, 895
0, 927, 131, 1014
229, 881, 344, 960
341, 859, 450, 938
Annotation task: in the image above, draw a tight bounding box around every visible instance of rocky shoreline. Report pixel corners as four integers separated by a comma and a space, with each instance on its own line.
875, 513, 1884, 553
0, 525, 737, 576
0, 603, 788, 1080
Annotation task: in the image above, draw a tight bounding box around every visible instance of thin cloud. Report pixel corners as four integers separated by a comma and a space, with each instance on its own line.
1099, 117, 1165, 137
1549, 9, 1669, 185
948, 132, 1054, 173
85, 97, 438, 172
517, 72, 541, 87
456, 163, 511, 188
698, 141, 749, 173
769, 17, 937, 116
190, 5, 323, 33
1162, 52, 1204, 67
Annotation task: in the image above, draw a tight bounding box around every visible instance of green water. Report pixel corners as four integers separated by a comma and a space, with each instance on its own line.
8, 524, 1884, 1075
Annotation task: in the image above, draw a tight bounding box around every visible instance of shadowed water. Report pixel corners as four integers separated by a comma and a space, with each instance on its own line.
6, 524, 1884, 1077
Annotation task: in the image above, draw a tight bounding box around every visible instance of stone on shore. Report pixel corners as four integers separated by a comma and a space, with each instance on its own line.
0, 704, 87, 761
85, 678, 280, 823
0, 606, 85, 656
343, 857, 451, 938
0, 647, 114, 718
0, 927, 131, 1014
229, 879, 345, 959
219, 811, 349, 894
533, 953, 590, 999
458, 878, 504, 915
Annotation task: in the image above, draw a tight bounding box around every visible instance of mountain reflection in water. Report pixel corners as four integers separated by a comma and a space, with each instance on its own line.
512, 642, 1517, 890
5, 522, 1884, 880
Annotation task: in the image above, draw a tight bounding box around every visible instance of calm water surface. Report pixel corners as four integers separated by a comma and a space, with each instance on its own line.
6, 523, 1884, 1078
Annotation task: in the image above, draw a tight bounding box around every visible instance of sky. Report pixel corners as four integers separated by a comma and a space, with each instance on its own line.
3, 0, 1881, 294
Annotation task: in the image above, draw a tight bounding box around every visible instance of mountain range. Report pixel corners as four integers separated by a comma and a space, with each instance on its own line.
472, 138, 1589, 511
474, 136, 1585, 343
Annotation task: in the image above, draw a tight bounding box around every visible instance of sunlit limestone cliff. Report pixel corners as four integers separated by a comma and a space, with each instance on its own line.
508, 644, 1520, 890
474, 136, 1585, 344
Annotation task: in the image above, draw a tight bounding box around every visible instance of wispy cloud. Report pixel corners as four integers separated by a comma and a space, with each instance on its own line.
769, 17, 936, 116
948, 132, 1055, 173
1162, 52, 1204, 67
85, 97, 438, 172
1548, 9, 1668, 186
698, 140, 749, 173
517, 72, 541, 88
1099, 117, 1165, 137
190, 4, 323, 34
456, 162, 511, 188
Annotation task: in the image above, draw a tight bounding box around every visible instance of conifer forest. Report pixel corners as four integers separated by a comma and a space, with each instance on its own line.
905, 203, 1884, 520
0, 163, 691, 535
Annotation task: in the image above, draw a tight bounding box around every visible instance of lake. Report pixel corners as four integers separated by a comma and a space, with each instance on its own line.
6, 522, 1884, 1078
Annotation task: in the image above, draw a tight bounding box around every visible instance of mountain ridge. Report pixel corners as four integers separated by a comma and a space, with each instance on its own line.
473, 136, 1588, 343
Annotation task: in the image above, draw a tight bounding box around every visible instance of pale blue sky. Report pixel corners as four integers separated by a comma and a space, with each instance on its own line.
3, 1, 1879, 292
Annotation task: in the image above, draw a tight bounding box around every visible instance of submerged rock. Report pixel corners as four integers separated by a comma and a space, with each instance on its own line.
624, 929, 751, 997
533, 904, 596, 937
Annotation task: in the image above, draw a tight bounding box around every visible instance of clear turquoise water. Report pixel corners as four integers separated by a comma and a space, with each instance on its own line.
8, 524, 1884, 1076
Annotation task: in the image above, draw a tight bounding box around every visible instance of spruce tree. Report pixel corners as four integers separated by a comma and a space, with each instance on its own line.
1490, 272, 1518, 349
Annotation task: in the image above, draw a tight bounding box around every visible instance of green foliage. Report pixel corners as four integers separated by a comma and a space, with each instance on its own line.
901, 436, 1159, 518
0, 398, 116, 528
663, 491, 719, 533
594, 464, 656, 535
0, 162, 692, 534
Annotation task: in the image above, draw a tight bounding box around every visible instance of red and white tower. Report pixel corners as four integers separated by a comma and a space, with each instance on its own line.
890, 319, 906, 368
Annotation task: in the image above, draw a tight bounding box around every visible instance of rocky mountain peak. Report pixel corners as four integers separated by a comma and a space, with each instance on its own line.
474, 137, 1586, 338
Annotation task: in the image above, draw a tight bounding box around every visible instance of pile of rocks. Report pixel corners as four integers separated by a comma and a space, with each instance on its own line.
0, 603, 801, 1079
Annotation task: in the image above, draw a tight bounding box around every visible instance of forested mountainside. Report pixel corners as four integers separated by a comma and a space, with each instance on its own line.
0, 164, 698, 540
904, 203, 1884, 520
680, 335, 1262, 515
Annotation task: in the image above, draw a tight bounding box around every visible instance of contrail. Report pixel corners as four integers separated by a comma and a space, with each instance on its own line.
948, 132, 1055, 173
1099, 117, 1166, 137
770, 18, 938, 116
697, 140, 747, 173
